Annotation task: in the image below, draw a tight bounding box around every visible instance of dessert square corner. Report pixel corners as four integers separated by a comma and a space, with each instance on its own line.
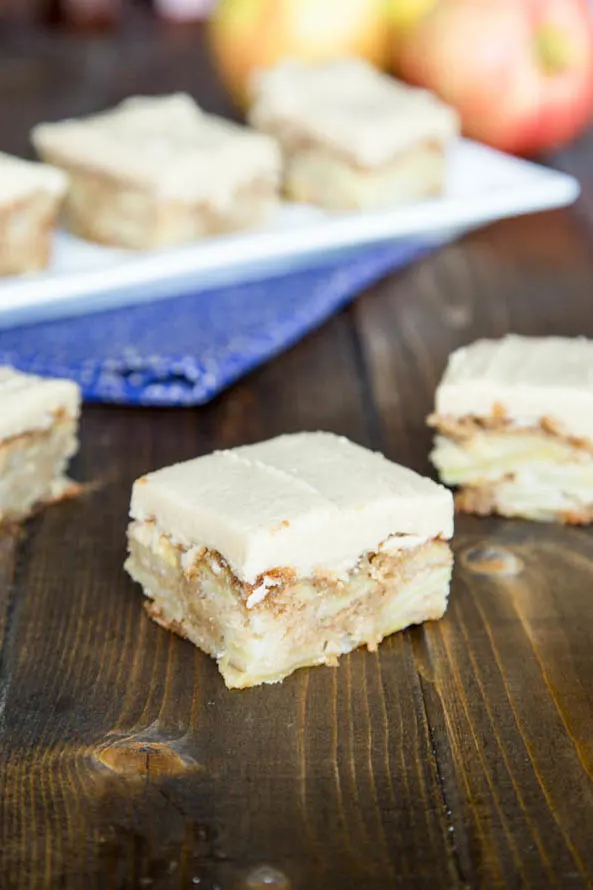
0, 366, 81, 524
0, 151, 67, 275
429, 335, 593, 523
125, 432, 454, 689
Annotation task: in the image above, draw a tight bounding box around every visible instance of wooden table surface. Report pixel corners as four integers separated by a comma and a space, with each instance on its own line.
2, 21, 593, 890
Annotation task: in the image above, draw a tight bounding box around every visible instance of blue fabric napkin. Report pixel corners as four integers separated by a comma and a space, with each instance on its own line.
0, 241, 431, 406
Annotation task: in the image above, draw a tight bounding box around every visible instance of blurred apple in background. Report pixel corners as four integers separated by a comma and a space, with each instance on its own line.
390, 0, 593, 155
208, 0, 388, 108
385, 0, 437, 59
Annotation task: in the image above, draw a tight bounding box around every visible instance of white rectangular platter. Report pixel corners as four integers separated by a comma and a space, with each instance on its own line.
0, 139, 579, 330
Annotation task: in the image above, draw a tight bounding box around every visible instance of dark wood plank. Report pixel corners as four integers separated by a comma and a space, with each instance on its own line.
439, 521, 593, 888
0, 530, 20, 744
354, 201, 593, 887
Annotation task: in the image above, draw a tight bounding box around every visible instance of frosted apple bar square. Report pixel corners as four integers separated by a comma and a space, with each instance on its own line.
430, 335, 593, 523
0, 367, 80, 524
32, 93, 281, 249
249, 58, 459, 211
125, 432, 454, 689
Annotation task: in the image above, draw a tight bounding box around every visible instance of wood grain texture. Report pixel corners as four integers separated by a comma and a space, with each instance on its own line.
1, 18, 593, 890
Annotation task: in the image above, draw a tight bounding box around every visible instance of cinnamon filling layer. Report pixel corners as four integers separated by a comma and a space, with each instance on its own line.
126, 520, 453, 688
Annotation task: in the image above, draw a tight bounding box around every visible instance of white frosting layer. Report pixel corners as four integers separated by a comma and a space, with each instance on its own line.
0, 151, 67, 204
130, 431, 453, 583
33, 93, 281, 206
435, 335, 593, 442
250, 58, 459, 168
0, 366, 81, 440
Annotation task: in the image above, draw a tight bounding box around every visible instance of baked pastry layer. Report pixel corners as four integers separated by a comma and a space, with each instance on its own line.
126, 520, 453, 688
283, 141, 446, 212
431, 416, 593, 523
33, 94, 281, 249
55, 167, 277, 249
0, 416, 79, 524
249, 58, 458, 210
0, 152, 67, 275
0, 367, 80, 523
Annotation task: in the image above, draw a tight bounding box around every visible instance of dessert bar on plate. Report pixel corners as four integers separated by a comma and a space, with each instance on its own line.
125, 431, 454, 688
249, 58, 459, 211
32, 94, 281, 249
0, 152, 67, 276
430, 335, 593, 522
0, 366, 80, 524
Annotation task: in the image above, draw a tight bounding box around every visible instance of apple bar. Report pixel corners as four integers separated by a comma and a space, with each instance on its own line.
32, 94, 281, 249
0, 152, 67, 276
125, 431, 454, 689
430, 335, 593, 523
0, 367, 81, 524
248, 58, 459, 211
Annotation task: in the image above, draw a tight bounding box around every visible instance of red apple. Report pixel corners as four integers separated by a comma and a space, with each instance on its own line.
394, 0, 593, 155
209, 0, 389, 109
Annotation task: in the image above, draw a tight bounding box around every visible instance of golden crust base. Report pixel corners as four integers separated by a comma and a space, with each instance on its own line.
282, 142, 446, 212
126, 525, 453, 689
